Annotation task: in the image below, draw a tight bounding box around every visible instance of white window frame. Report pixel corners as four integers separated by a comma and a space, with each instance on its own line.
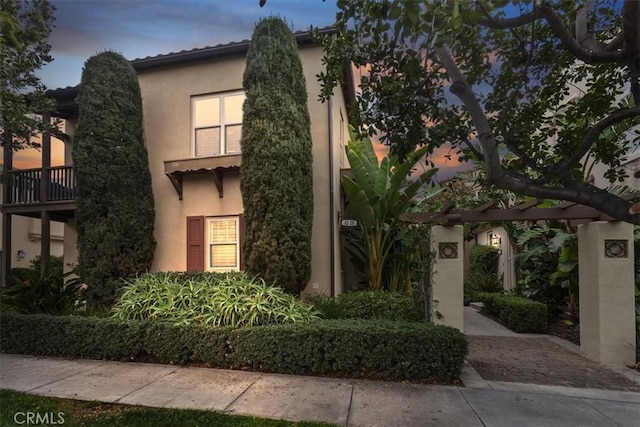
206, 216, 240, 272
192, 91, 244, 157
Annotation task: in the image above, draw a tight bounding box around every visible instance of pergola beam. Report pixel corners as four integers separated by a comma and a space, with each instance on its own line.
401, 204, 613, 224
514, 198, 544, 211
475, 199, 500, 212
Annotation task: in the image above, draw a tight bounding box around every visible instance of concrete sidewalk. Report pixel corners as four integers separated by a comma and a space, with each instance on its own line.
1, 353, 639, 426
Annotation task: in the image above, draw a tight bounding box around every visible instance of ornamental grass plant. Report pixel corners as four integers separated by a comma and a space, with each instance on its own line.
111, 273, 320, 327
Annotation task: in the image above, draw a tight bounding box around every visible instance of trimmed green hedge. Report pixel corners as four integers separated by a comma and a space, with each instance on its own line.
311, 291, 421, 322
475, 293, 548, 333
475, 292, 499, 312
0, 313, 467, 383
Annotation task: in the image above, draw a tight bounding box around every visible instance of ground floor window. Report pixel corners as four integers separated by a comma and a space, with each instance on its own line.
207, 216, 239, 272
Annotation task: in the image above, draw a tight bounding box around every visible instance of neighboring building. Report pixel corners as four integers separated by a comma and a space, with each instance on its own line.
0, 168, 65, 275
591, 147, 640, 191
1, 28, 354, 295
474, 226, 516, 290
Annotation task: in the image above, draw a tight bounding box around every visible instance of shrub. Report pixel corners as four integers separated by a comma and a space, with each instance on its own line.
1, 270, 83, 315
469, 244, 500, 276
311, 291, 421, 322
74, 51, 156, 309
475, 292, 547, 333
150, 271, 246, 285
465, 245, 502, 293
0, 313, 467, 382
30, 255, 64, 285
475, 292, 499, 314
111, 273, 320, 327
240, 17, 313, 294
464, 270, 502, 293
463, 290, 476, 307
8, 268, 39, 285
494, 295, 548, 333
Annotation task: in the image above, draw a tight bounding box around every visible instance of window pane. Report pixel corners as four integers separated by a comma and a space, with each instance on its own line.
195, 127, 220, 157
225, 124, 242, 153
209, 219, 237, 243
209, 218, 238, 269
194, 97, 220, 128
210, 244, 237, 267
224, 94, 245, 123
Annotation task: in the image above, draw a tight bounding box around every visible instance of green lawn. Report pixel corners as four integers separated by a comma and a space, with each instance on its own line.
0, 389, 334, 427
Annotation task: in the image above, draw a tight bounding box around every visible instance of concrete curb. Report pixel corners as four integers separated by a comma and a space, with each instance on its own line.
460, 360, 492, 389
485, 381, 640, 403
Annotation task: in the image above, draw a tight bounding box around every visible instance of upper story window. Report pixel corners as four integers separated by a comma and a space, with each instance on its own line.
192, 92, 245, 157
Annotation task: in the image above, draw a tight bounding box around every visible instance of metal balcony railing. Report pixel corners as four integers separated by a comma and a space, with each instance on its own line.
4, 166, 76, 204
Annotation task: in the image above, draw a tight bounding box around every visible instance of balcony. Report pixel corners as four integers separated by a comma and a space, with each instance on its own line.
1, 166, 77, 221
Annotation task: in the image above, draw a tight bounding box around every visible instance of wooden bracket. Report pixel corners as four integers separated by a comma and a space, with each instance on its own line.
166, 173, 183, 200
211, 169, 224, 198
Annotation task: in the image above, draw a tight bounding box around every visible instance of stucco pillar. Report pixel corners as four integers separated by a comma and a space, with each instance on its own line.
430, 225, 464, 331
578, 221, 635, 366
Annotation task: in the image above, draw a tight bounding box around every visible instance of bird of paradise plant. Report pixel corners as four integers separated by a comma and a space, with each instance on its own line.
342, 128, 436, 292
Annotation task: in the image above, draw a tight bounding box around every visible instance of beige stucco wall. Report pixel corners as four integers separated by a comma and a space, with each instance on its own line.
137, 45, 346, 294
138, 55, 246, 272
0, 214, 64, 268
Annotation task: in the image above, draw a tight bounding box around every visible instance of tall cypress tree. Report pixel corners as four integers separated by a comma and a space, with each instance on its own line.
73, 51, 156, 308
240, 17, 313, 294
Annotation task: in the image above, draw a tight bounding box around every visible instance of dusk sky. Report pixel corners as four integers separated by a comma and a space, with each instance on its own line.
41, 0, 339, 89
20, 0, 468, 178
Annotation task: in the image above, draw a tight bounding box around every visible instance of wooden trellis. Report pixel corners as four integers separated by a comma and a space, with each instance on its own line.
400, 194, 639, 225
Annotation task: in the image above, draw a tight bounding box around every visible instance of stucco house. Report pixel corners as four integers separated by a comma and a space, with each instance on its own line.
1, 28, 354, 295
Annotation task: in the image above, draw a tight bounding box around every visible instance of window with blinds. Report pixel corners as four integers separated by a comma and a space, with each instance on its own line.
207, 217, 239, 271
192, 92, 245, 157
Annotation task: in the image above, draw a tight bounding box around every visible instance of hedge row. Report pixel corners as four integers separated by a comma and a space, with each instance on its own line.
311, 291, 421, 322
0, 313, 468, 383
475, 292, 548, 333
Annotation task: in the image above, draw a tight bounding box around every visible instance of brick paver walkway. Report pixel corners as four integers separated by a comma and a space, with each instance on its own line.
466, 335, 640, 392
